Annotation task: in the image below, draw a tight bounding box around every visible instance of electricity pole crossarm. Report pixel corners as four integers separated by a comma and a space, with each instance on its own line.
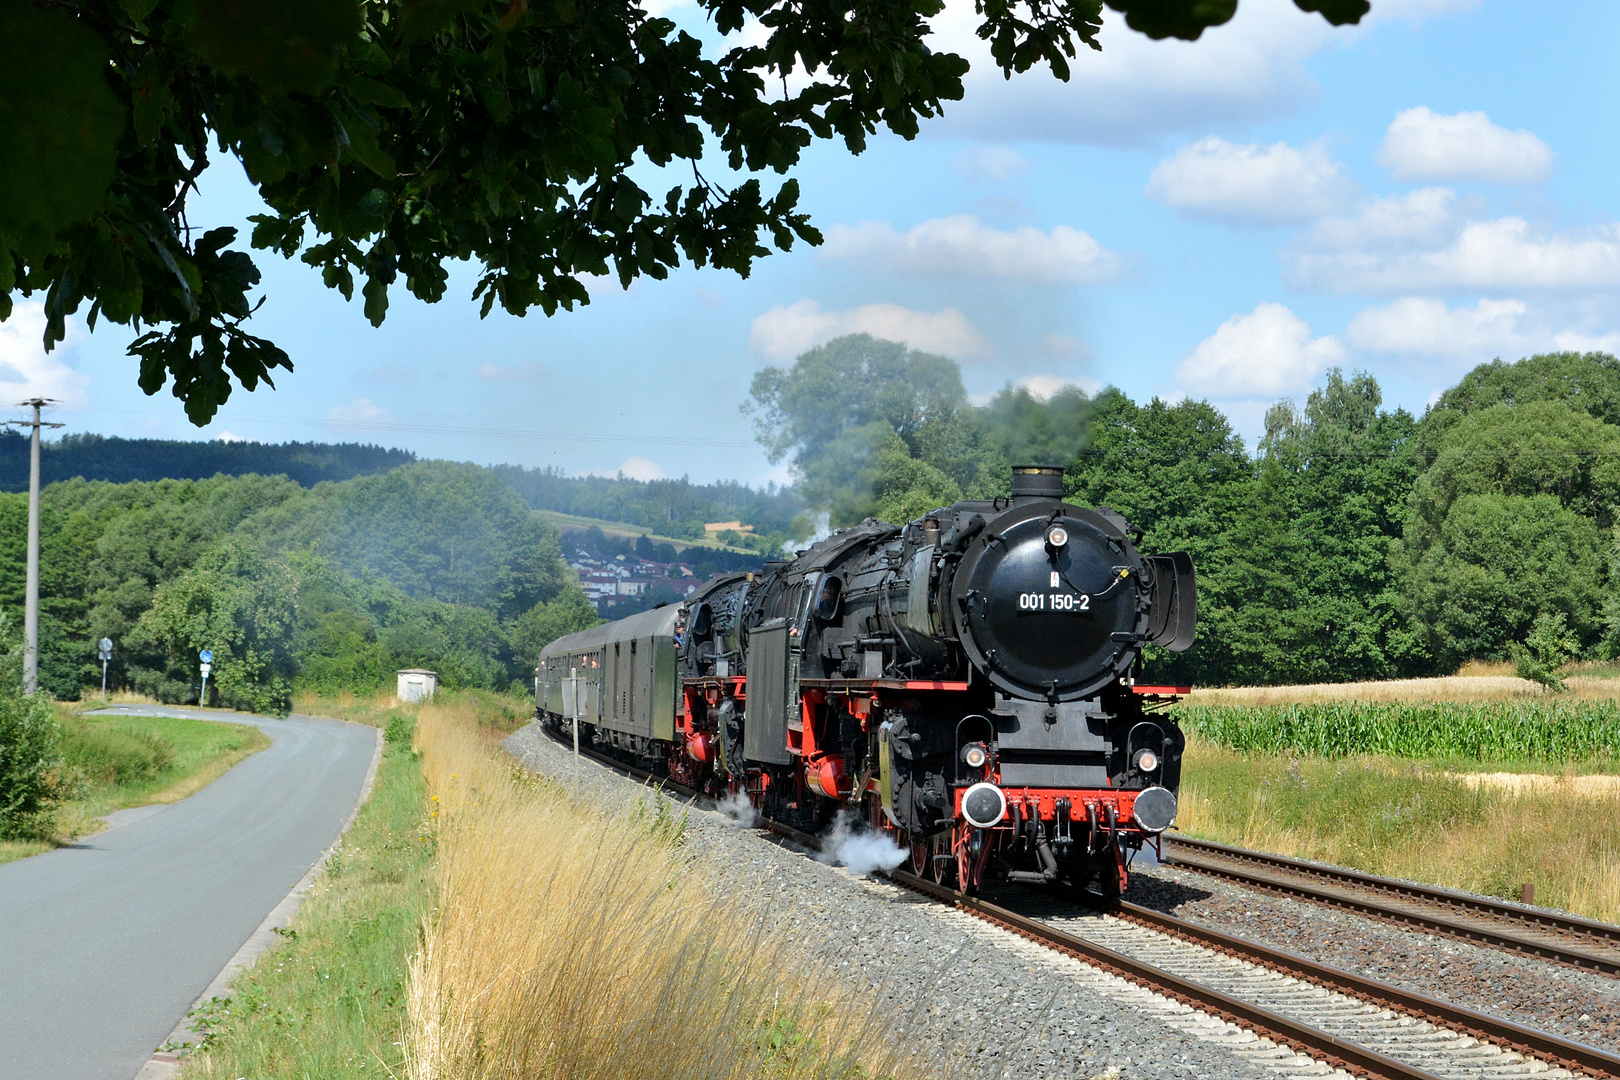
4, 399, 63, 696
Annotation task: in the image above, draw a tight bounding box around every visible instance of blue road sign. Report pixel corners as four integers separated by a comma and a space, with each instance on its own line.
199, 649, 213, 664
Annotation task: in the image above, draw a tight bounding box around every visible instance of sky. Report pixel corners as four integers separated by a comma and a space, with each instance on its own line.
3, 0, 1618, 486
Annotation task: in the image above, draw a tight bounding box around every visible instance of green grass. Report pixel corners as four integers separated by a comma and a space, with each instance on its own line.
296, 686, 535, 743
1179, 699, 1620, 768
0, 709, 271, 865
180, 728, 431, 1078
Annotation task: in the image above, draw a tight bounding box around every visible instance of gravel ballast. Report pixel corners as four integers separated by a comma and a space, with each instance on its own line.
504, 723, 1335, 1080
1126, 862, 1620, 1053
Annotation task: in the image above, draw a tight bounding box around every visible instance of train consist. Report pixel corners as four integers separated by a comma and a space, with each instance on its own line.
536, 465, 1197, 894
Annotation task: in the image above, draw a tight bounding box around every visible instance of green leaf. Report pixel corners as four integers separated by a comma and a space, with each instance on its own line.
0, 1, 126, 238
1293, 0, 1370, 25
188, 0, 363, 93
343, 75, 411, 110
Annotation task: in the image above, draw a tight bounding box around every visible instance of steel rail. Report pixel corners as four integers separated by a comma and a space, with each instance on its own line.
885, 868, 1446, 1080
1114, 899, 1620, 1079
1162, 834, 1620, 975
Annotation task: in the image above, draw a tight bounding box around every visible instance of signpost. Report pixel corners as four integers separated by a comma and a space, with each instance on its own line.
98, 638, 112, 703
199, 649, 213, 706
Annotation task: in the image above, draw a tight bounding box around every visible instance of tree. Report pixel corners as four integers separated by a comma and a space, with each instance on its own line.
1414, 351, 1620, 463
2, 0, 1366, 422
131, 543, 300, 713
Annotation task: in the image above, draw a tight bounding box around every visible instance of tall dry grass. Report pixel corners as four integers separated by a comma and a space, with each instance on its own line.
1189, 671, 1620, 707
406, 701, 930, 1080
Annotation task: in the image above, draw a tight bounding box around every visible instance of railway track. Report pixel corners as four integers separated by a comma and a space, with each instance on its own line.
535, 723, 1620, 1080
1162, 835, 1620, 976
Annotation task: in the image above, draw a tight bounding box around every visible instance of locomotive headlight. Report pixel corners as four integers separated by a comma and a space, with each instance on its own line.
1046, 525, 1069, 549
961, 782, 1007, 829
961, 743, 989, 769
1134, 748, 1160, 773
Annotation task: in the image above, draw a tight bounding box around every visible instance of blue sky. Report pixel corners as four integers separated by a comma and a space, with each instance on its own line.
3, 0, 1617, 485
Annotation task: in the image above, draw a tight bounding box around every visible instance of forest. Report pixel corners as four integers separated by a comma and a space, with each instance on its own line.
748, 336, 1620, 688
0, 462, 600, 710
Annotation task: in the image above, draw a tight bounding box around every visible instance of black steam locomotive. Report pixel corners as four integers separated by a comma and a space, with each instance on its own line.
538, 465, 1196, 894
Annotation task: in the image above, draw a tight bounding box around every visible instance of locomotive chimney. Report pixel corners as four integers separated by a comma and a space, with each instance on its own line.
1010, 465, 1064, 502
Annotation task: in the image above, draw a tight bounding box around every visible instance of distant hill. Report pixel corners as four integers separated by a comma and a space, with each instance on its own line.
0, 432, 416, 491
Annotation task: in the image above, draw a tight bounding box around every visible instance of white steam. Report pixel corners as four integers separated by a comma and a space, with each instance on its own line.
818, 812, 908, 876
716, 792, 758, 828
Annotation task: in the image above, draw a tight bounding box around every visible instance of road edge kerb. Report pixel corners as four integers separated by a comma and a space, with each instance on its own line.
134, 715, 384, 1080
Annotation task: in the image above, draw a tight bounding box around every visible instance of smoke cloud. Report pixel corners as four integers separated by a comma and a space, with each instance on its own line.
818, 812, 908, 876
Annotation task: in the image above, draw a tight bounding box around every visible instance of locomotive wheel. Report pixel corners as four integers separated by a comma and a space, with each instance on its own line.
930, 831, 952, 885
910, 836, 929, 877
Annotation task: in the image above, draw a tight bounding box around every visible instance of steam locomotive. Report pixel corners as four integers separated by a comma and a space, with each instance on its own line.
536, 465, 1197, 895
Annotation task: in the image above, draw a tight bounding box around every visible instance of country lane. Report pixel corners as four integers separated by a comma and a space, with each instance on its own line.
0, 706, 379, 1080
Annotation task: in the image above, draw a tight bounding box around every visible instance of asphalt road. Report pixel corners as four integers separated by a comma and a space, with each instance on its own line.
0, 707, 377, 1080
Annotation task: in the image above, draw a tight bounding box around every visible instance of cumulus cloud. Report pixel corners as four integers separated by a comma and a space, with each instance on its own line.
821, 215, 1120, 284
0, 301, 90, 408
1177, 302, 1344, 398
1378, 107, 1554, 185
1304, 187, 1458, 252
584, 456, 666, 482
929, 0, 1338, 145
478, 361, 548, 381
1345, 297, 1528, 357
749, 300, 990, 362
1146, 137, 1357, 222
1292, 216, 1620, 294
1344, 297, 1620, 361
327, 397, 392, 430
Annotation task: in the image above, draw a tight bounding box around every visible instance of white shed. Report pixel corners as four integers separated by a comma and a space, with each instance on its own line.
397, 669, 438, 703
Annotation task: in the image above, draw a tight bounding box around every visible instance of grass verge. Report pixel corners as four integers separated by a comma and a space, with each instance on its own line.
1178, 735, 1620, 922
0, 707, 270, 866
181, 717, 430, 1078
407, 695, 926, 1080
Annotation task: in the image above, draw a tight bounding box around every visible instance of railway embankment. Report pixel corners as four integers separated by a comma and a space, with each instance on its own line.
504, 721, 1360, 1080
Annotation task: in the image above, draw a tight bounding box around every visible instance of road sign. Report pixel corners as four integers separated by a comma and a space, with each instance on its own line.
98, 637, 112, 661
199, 662, 212, 677
199, 649, 213, 664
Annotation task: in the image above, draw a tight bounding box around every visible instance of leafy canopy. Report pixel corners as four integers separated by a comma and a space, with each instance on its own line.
3, 0, 1366, 423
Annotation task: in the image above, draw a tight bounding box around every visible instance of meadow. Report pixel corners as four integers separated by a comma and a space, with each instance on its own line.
1175, 669, 1620, 920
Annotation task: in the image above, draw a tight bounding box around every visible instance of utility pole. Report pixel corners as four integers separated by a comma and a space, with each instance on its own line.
5, 400, 62, 696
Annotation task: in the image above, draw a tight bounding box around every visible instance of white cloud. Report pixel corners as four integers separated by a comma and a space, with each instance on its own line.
1293, 216, 1620, 294
214, 430, 249, 443
821, 215, 1120, 284
1017, 374, 1101, 399
956, 145, 1032, 184
0, 301, 89, 408
584, 456, 666, 482
1345, 297, 1528, 357
1177, 302, 1344, 397
1378, 107, 1553, 185
1344, 297, 1620, 361
478, 361, 547, 381
326, 397, 391, 430
1304, 187, 1458, 251
749, 300, 991, 362
1146, 137, 1356, 222
930, 0, 1337, 145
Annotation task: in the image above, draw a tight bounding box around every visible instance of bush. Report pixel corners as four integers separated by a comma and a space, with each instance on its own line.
0, 692, 63, 839
1511, 611, 1580, 692
383, 713, 415, 747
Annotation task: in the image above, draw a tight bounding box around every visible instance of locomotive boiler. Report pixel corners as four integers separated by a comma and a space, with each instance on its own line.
537, 465, 1197, 895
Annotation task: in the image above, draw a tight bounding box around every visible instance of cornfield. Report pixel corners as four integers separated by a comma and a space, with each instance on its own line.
1179, 701, 1620, 763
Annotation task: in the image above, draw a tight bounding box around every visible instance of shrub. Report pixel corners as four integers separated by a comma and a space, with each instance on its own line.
383, 713, 416, 747
0, 692, 63, 839
1511, 611, 1580, 691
